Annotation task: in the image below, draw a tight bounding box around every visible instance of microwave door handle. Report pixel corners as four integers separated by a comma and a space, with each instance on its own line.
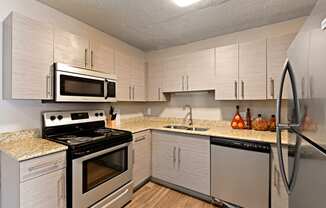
105, 79, 109, 99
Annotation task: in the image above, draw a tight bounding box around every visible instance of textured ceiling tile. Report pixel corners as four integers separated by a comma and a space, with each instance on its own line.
37, 0, 317, 51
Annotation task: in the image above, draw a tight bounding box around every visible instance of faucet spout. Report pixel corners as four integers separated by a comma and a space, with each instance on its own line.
183, 105, 193, 126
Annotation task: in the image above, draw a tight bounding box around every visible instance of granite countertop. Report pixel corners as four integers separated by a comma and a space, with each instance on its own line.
0, 129, 67, 162
118, 117, 288, 144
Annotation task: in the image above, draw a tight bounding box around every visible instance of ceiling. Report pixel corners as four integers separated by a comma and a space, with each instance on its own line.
37, 0, 317, 51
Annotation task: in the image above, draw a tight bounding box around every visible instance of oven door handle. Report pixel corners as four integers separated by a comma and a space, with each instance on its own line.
73, 142, 130, 161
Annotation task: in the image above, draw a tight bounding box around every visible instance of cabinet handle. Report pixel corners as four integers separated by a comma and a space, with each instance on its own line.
28, 161, 60, 172
132, 149, 135, 165
182, 76, 185, 91
271, 78, 275, 98
241, 80, 244, 99
158, 88, 161, 101
173, 146, 176, 168
91, 50, 94, 68
133, 86, 135, 100
135, 136, 146, 142
84, 48, 88, 68
310, 76, 313, 99
129, 86, 132, 100
301, 77, 305, 98
178, 147, 181, 169
187, 75, 189, 91
234, 81, 238, 99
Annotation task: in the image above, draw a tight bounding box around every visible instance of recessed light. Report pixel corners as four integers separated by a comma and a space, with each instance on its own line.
172, 0, 202, 7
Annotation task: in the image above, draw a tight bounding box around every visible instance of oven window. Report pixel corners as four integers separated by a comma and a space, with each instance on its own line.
82, 147, 128, 193
60, 75, 104, 97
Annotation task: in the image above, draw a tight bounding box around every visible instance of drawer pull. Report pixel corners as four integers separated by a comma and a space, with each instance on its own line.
28, 161, 61, 172
135, 136, 146, 142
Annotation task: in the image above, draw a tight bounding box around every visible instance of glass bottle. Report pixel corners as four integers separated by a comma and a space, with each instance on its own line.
246, 108, 252, 130
231, 105, 245, 129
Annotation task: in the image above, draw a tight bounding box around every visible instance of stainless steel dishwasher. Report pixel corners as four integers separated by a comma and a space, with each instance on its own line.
211, 137, 270, 208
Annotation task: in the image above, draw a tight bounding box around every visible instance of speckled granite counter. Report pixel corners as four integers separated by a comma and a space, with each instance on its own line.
118, 117, 288, 144
0, 129, 67, 162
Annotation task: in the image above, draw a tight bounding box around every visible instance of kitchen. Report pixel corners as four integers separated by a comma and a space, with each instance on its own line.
0, 0, 325, 208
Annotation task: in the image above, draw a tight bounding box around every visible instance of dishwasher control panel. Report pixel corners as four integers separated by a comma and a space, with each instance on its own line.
210, 137, 271, 153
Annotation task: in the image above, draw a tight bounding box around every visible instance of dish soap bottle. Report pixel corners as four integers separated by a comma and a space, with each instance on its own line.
231, 105, 245, 129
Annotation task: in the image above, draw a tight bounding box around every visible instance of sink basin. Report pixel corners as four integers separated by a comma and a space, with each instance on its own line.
186, 127, 209, 132
163, 125, 189, 130
164, 125, 209, 132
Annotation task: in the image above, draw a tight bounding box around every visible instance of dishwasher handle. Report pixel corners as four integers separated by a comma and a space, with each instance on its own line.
211, 137, 270, 153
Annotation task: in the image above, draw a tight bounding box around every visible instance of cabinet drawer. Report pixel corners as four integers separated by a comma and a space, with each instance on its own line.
20, 151, 66, 182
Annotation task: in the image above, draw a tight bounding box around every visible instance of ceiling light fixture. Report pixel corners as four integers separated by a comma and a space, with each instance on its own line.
172, 0, 202, 7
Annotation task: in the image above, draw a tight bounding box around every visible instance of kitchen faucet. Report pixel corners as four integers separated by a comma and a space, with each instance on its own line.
183, 104, 193, 126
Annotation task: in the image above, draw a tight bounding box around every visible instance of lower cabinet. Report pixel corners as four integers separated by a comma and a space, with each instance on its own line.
152, 131, 210, 195
133, 131, 151, 188
1, 151, 66, 208
271, 145, 289, 208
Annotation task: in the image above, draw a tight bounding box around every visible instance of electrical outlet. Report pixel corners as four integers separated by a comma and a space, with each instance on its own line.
146, 108, 152, 116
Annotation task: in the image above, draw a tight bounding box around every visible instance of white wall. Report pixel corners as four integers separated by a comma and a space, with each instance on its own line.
0, 0, 146, 133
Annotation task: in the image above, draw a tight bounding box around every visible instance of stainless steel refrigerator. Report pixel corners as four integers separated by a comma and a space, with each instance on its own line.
276, 0, 326, 207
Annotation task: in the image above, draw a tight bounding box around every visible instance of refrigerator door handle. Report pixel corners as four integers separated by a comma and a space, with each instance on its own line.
276, 59, 301, 194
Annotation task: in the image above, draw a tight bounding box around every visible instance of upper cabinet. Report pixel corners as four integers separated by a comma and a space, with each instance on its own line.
116, 51, 146, 102
215, 44, 239, 100
186, 49, 215, 91
156, 48, 215, 93
54, 31, 115, 74
267, 33, 296, 99
147, 60, 167, 102
89, 40, 115, 74
54, 30, 90, 69
239, 39, 267, 100
3, 12, 54, 100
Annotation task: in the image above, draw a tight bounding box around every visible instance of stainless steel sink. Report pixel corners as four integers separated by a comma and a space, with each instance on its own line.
163, 125, 209, 132
186, 127, 209, 132
163, 125, 189, 130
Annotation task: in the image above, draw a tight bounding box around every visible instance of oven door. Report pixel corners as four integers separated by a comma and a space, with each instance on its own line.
55, 69, 107, 102
72, 142, 133, 208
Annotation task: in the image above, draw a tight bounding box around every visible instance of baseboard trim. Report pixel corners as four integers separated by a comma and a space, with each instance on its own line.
150, 177, 213, 203
133, 177, 151, 192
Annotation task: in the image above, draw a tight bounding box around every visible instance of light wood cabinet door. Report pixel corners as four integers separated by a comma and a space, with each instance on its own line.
90, 40, 115, 74
133, 131, 151, 188
131, 58, 146, 101
147, 60, 167, 101
176, 134, 210, 195
239, 39, 267, 100
186, 49, 215, 91
215, 44, 239, 100
3, 12, 54, 100
164, 55, 186, 92
54, 29, 90, 68
20, 169, 66, 208
267, 34, 296, 99
116, 51, 132, 101
152, 131, 178, 185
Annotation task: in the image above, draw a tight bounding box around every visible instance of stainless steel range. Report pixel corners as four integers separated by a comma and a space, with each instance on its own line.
42, 110, 133, 208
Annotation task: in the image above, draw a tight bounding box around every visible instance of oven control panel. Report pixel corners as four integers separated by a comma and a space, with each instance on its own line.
43, 110, 106, 127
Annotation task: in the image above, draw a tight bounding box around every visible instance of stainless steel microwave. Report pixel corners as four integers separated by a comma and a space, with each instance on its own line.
54, 63, 117, 102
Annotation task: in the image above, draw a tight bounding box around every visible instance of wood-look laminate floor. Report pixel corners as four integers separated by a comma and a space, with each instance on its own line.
125, 182, 217, 208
